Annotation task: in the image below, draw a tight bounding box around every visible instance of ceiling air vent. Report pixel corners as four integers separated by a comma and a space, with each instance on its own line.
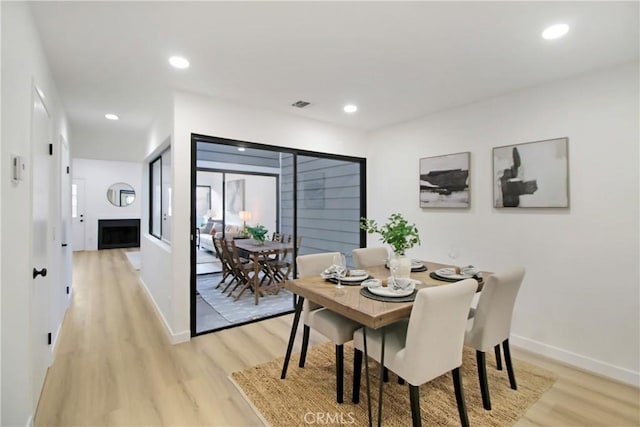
291, 100, 311, 108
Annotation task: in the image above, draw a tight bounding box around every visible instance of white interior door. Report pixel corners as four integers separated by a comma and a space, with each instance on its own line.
60, 137, 72, 298
31, 84, 52, 410
71, 178, 85, 251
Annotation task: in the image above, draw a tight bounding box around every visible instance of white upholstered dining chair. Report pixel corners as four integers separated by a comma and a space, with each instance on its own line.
464, 267, 525, 410
352, 279, 477, 427
352, 247, 389, 269
296, 252, 361, 403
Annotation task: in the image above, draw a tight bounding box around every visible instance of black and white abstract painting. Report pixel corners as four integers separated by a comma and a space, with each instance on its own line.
493, 137, 569, 208
419, 152, 470, 208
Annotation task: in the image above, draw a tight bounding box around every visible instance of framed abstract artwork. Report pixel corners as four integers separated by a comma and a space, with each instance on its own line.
493, 137, 569, 208
419, 152, 470, 208
225, 179, 245, 214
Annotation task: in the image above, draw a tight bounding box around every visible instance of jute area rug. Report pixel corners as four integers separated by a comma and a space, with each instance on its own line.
231, 342, 556, 426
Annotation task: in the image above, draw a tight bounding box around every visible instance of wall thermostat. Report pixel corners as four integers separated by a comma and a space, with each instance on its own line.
12, 155, 25, 182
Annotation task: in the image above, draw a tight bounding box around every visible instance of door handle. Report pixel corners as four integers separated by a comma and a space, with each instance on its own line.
33, 268, 48, 279
61, 243, 68, 247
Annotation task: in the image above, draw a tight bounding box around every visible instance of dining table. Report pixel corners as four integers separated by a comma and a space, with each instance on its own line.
233, 238, 294, 305
280, 260, 486, 427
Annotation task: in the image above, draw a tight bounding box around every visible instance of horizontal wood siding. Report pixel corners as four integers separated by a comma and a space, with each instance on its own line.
279, 155, 362, 265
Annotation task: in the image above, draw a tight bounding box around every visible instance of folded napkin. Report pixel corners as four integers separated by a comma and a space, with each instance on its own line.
437, 266, 479, 278
388, 277, 420, 286
461, 266, 479, 276
437, 267, 456, 276
321, 264, 341, 278
360, 278, 382, 288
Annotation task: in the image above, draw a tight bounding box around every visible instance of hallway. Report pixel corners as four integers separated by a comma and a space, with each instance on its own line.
34, 249, 324, 425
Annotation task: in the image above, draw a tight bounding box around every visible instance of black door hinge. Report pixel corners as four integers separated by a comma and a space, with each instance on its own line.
49, 144, 53, 156
66, 166, 70, 174
66, 286, 69, 294
47, 332, 52, 345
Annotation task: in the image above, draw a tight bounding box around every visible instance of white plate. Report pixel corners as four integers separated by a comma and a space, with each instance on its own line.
340, 274, 369, 283
368, 286, 414, 298
411, 259, 424, 268
435, 268, 473, 280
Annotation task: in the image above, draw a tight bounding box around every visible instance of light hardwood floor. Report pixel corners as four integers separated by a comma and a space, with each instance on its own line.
35, 249, 639, 426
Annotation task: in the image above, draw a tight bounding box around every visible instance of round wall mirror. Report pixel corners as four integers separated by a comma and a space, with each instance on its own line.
107, 182, 136, 207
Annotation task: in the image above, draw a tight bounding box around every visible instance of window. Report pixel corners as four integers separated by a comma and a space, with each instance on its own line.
149, 147, 171, 242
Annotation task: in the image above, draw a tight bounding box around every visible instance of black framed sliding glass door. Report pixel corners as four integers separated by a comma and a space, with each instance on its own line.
191, 134, 366, 336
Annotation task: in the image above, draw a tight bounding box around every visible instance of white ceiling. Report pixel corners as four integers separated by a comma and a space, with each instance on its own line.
29, 1, 639, 158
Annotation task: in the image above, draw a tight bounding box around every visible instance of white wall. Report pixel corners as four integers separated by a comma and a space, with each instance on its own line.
142, 91, 367, 340
139, 102, 178, 340
367, 62, 639, 385
241, 174, 278, 233
1, 2, 70, 424
72, 158, 142, 251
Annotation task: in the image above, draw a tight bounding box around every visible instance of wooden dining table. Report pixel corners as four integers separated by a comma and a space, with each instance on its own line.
233, 238, 293, 305
280, 260, 486, 427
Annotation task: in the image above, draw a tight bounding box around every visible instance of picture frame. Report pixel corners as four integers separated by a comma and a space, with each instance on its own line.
493, 137, 569, 208
419, 152, 470, 208
225, 179, 245, 214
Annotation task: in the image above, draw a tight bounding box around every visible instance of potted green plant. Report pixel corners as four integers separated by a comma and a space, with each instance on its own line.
246, 224, 269, 245
360, 213, 420, 278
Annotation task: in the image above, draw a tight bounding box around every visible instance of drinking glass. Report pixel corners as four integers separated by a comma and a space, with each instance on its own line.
332, 253, 346, 290
448, 246, 459, 267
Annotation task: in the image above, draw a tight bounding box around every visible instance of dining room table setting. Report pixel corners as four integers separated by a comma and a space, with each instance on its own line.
280, 258, 488, 427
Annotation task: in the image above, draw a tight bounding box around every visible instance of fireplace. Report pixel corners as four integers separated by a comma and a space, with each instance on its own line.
98, 219, 140, 249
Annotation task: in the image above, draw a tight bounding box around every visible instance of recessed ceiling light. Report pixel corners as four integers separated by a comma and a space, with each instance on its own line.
237, 147, 246, 152
542, 24, 569, 40
343, 104, 358, 113
105, 113, 119, 120
169, 56, 190, 69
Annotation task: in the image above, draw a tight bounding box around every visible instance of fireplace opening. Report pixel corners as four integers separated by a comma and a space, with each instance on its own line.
98, 219, 140, 250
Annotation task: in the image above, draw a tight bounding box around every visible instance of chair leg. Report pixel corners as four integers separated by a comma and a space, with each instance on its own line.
383, 367, 389, 383
452, 367, 470, 427
495, 344, 503, 370
336, 344, 344, 404
298, 325, 310, 368
409, 385, 421, 427
352, 349, 362, 404
476, 350, 491, 410
503, 339, 517, 390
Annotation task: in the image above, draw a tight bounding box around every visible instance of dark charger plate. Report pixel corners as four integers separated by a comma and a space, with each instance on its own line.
429, 271, 484, 285
325, 275, 372, 286
384, 264, 428, 272
360, 287, 417, 302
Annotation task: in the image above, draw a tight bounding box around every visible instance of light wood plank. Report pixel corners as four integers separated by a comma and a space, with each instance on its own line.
35, 249, 639, 426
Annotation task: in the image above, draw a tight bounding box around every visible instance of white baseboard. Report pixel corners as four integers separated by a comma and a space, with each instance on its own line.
50, 320, 64, 357
170, 330, 191, 344
510, 334, 639, 387
137, 277, 191, 345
